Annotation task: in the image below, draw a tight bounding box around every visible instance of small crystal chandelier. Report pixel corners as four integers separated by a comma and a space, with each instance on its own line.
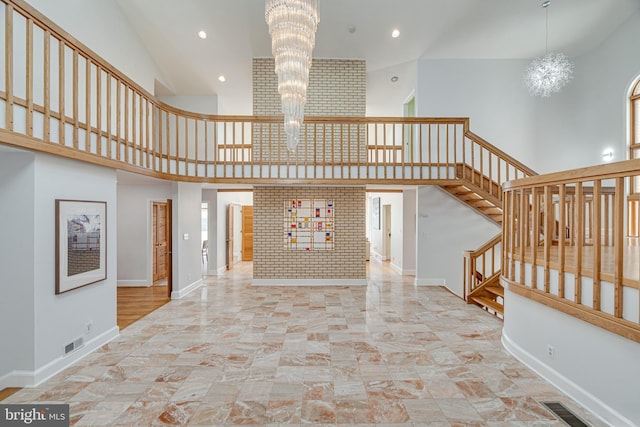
265, 0, 319, 152
524, 0, 573, 97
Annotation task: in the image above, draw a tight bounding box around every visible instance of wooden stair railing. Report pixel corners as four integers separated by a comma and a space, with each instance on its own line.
464, 234, 504, 317
502, 159, 640, 343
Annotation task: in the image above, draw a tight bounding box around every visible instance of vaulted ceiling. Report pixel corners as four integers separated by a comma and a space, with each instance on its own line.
115, 0, 639, 114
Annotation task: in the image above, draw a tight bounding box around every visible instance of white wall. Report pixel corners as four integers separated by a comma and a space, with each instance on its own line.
415, 186, 500, 296
1, 152, 119, 387
0, 151, 36, 383
416, 58, 538, 170
158, 96, 218, 115
32, 155, 118, 374
117, 183, 172, 286
24, 0, 169, 94
171, 182, 203, 298
504, 290, 640, 426
367, 61, 417, 117
402, 189, 417, 275
533, 11, 640, 172
202, 189, 218, 276
415, 11, 640, 176
216, 191, 253, 272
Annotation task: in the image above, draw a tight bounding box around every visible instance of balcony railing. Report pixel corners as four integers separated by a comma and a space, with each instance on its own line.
502, 159, 640, 343
0, 0, 535, 188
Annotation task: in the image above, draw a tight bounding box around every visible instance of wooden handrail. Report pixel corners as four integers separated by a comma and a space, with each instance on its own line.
504, 158, 640, 190
465, 233, 502, 257
463, 233, 502, 301
502, 160, 640, 343
0, 0, 537, 188
464, 131, 538, 178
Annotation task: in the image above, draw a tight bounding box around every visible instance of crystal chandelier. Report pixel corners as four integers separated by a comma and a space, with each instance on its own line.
265, 0, 319, 152
524, 0, 573, 97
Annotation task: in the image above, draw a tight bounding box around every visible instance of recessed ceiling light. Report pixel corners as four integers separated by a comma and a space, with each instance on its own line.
197, 30, 207, 39
390, 76, 399, 83
218, 75, 226, 83
391, 29, 400, 38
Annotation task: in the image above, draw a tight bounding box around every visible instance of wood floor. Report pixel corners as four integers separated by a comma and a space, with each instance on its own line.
510, 239, 640, 288
0, 388, 21, 401
117, 285, 171, 330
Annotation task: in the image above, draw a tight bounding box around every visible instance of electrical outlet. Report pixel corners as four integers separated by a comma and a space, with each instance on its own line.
547, 345, 554, 359
86, 320, 93, 334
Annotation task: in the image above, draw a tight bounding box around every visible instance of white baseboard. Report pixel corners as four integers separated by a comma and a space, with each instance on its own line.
414, 278, 445, 286
402, 269, 416, 276
216, 265, 227, 276
171, 278, 203, 299
252, 278, 368, 287
370, 252, 384, 262
0, 326, 119, 389
502, 332, 633, 427
117, 279, 150, 287
390, 262, 402, 274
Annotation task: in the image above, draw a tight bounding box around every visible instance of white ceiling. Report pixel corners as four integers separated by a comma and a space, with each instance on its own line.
115, 0, 639, 114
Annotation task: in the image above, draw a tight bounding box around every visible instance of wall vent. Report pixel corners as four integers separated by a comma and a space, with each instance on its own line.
541, 402, 590, 427
64, 337, 85, 355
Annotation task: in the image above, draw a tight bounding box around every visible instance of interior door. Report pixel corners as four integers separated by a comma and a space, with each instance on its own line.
242, 205, 253, 261
383, 204, 392, 260
166, 199, 172, 297
226, 204, 234, 270
152, 201, 168, 282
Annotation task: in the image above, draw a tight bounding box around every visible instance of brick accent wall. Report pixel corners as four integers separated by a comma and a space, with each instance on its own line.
253, 186, 366, 279
252, 58, 367, 163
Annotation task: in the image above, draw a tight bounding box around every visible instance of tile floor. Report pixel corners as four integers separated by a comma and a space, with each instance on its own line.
4, 262, 607, 426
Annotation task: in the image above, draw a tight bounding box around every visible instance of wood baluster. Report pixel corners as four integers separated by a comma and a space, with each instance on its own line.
519, 189, 526, 284
592, 180, 602, 310
72, 50, 78, 149
5, 4, 13, 131
26, 18, 33, 136
43, 30, 51, 141
543, 186, 552, 293
558, 184, 566, 299
575, 182, 584, 304
614, 177, 624, 318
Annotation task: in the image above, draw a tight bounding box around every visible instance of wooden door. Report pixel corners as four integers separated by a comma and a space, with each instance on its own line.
242, 206, 253, 261
152, 202, 168, 282
226, 204, 234, 270
383, 204, 392, 260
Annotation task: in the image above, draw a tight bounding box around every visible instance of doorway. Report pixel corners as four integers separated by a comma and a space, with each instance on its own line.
226, 203, 243, 270
242, 205, 253, 261
383, 204, 392, 261
117, 200, 172, 330
152, 200, 172, 297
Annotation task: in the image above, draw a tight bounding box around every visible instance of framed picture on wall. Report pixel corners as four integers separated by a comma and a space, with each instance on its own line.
56, 200, 107, 294
372, 197, 381, 230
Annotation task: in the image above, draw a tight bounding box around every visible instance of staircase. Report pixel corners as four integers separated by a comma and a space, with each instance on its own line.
441, 163, 504, 225
449, 165, 510, 317
468, 273, 504, 318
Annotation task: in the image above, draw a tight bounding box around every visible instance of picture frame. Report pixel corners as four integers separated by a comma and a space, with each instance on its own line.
372, 197, 381, 230
56, 200, 107, 294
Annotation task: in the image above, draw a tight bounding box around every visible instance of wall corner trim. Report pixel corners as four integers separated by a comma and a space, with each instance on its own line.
415, 278, 445, 286
502, 331, 634, 427
171, 278, 203, 299
0, 326, 119, 389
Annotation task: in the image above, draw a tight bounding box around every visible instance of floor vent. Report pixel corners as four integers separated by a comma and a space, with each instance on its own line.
64, 337, 85, 355
542, 402, 590, 427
